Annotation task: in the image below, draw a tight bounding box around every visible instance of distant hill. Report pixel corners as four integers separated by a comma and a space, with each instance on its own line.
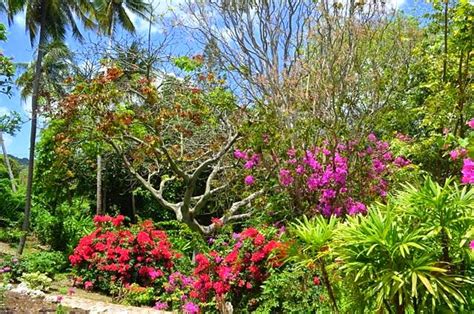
7, 154, 28, 166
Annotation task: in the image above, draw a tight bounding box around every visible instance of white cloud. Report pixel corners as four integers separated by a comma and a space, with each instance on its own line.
13, 11, 26, 29
127, 0, 187, 35
387, 0, 406, 9
21, 97, 32, 119
0, 106, 10, 116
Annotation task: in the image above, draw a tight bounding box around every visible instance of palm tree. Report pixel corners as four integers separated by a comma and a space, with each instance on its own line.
5, 0, 95, 255
94, 0, 150, 37
92, 0, 150, 215
17, 40, 74, 109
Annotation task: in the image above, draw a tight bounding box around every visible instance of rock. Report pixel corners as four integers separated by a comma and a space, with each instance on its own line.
10, 282, 46, 298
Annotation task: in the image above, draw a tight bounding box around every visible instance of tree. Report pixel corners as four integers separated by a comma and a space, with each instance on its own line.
16, 40, 74, 109
0, 111, 21, 192
185, 1, 418, 147
92, 0, 150, 215
93, 0, 150, 37
54, 58, 264, 235
0, 23, 15, 96
5, 0, 95, 255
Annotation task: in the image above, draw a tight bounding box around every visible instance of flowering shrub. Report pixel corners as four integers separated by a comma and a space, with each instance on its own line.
191, 228, 285, 310
69, 215, 179, 292
449, 118, 474, 184
235, 134, 410, 217
152, 227, 286, 312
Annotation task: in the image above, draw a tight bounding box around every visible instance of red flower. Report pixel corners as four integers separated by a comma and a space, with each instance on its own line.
240, 228, 259, 239
137, 231, 152, 246
112, 215, 125, 227
253, 233, 265, 246
313, 276, 321, 286
211, 217, 223, 228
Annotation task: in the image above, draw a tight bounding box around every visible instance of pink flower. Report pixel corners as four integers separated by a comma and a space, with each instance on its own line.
279, 169, 294, 186
296, 164, 305, 175
470, 240, 474, 250
467, 119, 474, 129
84, 281, 93, 290
149, 269, 163, 280
244, 160, 256, 169
461, 158, 474, 184
287, 148, 297, 157
368, 133, 377, 142
233, 149, 247, 159
450, 150, 460, 160
394, 156, 410, 167
67, 288, 75, 296
244, 175, 255, 185
154, 301, 168, 310
183, 302, 199, 314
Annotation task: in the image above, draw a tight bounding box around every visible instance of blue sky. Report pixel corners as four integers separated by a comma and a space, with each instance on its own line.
0, 0, 427, 158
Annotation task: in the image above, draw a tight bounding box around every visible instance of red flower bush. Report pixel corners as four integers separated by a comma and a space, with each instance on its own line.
189, 228, 286, 303
69, 215, 179, 291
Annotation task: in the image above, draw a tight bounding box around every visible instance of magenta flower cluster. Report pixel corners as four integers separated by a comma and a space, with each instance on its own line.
234, 149, 261, 186
234, 134, 410, 217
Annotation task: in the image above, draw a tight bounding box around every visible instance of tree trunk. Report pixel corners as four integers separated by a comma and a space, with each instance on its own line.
96, 153, 103, 215
131, 191, 136, 223
0, 131, 16, 192
17, 0, 48, 256
320, 258, 338, 313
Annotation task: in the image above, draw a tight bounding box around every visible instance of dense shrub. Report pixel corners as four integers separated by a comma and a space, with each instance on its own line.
0, 179, 24, 226
69, 215, 179, 293
157, 227, 286, 312
32, 199, 94, 254
236, 134, 411, 218
255, 266, 327, 313
70, 219, 287, 312
21, 251, 67, 277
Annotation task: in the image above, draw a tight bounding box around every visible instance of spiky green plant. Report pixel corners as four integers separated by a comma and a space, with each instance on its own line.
396, 177, 474, 264
290, 215, 340, 312
334, 203, 472, 313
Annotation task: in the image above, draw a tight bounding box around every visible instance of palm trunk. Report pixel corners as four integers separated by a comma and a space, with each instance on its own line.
18, 0, 48, 256
0, 131, 16, 192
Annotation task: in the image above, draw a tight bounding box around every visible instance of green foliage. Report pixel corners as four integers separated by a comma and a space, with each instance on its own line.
20, 272, 53, 291
155, 220, 207, 270
21, 251, 68, 277
0, 23, 15, 96
396, 177, 474, 263
256, 266, 328, 313
32, 199, 94, 254
173, 56, 203, 72
122, 284, 155, 306
0, 228, 22, 243
291, 215, 338, 258
0, 112, 21, 136
0, 179, 24, 225
333, 182, 473, 312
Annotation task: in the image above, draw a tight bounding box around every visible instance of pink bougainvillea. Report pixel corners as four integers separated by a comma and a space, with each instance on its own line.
461, 158, 474, 184
234, 134, 410, 217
